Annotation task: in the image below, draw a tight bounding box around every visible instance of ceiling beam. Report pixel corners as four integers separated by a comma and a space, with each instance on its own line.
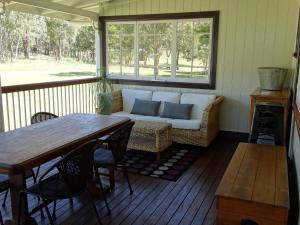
11, 0, 99, 20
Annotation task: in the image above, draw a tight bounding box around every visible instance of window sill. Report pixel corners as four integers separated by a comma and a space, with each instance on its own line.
110, 78, 216, 89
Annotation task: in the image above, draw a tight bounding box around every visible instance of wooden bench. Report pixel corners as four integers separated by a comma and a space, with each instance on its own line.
216, 143, 289, 225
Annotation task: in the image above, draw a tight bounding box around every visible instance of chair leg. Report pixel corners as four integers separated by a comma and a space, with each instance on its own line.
108, 167, 115, 189
69, 198, 73, 207
86, 190, 103, 225
94, 168, 111, 214
123, 166, 133, 195
0, 210, 3, 225
2, 189, 8, 208
42, 198, 55, 225
52, 200, 57, 219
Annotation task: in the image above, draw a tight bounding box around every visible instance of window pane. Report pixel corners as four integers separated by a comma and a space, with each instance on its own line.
138, 22, 172, 78
176, 22, 193, 78
193, 21, 212, 79
121, 24, 134, 34
107, 24, 121, 35
108, 51, 120, 75
107, 23, 135, 77
122, 51, 135, 76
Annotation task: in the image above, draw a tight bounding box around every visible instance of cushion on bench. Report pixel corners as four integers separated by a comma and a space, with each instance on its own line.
180, 93, 216, 120
112, 111, 169, 123
122, 89, 152, 112
152, 91, 181, 115
167, 119, 202, 130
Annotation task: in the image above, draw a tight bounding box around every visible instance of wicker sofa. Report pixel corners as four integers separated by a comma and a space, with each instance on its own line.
110, 89, 224, 147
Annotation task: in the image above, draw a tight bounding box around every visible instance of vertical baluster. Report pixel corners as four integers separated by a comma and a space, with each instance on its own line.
33, 90, 37, 115
17, 92, 22, 128
43, 89, 46, 112
84, 83, 87, 113
28, 91, 32, 121
48, 88, 51, 113
23, 91, 27, 126
64, 86, 67, 115
87, 83, 91, 113
76, 85, 79, 113
52, 88, 55, 115
68, 86, 71, 114
60, 87, 63, 116
56, 88, 59, 116
79, 84, 82, 113
38, 89, 42, 113
11, 93, 16, 130
5, 94, 10, 131
72, 85, 75, 113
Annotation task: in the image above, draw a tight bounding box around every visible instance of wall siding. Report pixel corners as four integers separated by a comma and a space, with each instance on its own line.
101, 0, 299, 132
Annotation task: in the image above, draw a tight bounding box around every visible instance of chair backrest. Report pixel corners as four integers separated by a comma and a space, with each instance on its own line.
31, 112, 58, 124
106, 121, 135, 163
40, 140, 97, 195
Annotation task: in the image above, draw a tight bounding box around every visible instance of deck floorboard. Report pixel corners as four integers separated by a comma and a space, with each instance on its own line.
0, 135, 238, 225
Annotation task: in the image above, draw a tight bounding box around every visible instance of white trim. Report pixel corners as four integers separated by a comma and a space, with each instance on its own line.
12, 0, 99, 21
0, 76, 4, 132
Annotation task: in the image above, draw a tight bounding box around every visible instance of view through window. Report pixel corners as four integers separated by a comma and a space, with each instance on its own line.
105, 13, 218, 87
0, 11, 96, 86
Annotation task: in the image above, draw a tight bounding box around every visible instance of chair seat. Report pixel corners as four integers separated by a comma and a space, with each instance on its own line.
0, 175, 9, 192
27, 174, 72, 200
94, 148, 115, 166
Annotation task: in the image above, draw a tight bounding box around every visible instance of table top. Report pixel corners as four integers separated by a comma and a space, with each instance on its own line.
216, 143, 289, 208
251, 87, 291, 99
0, 113, 130, 174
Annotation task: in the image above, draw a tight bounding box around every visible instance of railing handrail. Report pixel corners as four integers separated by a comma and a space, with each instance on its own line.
1, 77, 98, 93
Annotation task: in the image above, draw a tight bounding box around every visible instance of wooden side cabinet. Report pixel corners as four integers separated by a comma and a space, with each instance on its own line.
216, 143, 289, 225
249, 88, 291, 143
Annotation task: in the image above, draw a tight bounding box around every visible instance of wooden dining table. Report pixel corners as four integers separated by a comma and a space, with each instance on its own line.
0, 113, 130, 225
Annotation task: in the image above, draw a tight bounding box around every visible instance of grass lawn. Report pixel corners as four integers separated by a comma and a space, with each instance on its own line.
0, 55, 96, 86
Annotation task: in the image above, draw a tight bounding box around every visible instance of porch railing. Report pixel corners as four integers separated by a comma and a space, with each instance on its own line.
1, 77, 98, 132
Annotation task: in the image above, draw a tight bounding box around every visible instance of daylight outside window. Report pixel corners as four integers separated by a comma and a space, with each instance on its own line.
106, 17, 216, 86
0, 11, 96, 86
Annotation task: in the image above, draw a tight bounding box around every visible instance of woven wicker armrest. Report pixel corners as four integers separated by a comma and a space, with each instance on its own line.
111, 90, 123, 113
201, 96, 224, 129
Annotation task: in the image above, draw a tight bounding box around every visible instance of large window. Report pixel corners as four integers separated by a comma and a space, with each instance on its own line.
103, 12, 219, 89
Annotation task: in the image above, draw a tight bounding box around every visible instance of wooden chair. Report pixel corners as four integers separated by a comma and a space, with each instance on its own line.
31, 112, 58, 124
94, 121, 135, 195
18, 140, 104, 225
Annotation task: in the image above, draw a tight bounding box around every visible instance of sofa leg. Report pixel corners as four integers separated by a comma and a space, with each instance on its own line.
156, 153, 160, 161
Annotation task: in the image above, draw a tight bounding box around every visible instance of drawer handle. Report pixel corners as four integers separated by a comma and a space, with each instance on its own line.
241, 219, 258, 225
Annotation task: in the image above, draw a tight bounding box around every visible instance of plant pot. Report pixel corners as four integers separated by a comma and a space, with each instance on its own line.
258, 67, 287, 91
97, 92, 113, 115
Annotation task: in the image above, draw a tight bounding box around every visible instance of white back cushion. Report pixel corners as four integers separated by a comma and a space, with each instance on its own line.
122, 89, 153, 112
180, 93, 216, 119
152, 91, 181, 115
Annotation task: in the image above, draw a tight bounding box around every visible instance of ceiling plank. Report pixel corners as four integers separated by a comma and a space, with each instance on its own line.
11, 0, 99, 20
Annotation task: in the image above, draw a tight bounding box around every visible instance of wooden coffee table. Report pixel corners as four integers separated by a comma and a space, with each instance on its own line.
128, 120, 172, 161
215, 143, 289, 225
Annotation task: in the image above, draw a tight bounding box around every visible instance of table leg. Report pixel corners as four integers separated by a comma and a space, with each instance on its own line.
5, 174, 28, 225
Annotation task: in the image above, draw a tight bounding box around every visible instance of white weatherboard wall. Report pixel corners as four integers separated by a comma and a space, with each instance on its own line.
101, 0, 299, 133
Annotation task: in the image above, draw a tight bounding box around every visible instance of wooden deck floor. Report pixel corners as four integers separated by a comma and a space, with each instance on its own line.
0, 134, 240, 225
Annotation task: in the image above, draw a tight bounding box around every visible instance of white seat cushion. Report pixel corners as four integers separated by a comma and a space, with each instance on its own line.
180, 93, 216, 119
122, 89, 153, 112
112, 111, 169, 123
167, 119, 201, 130
152, 91, 181, 115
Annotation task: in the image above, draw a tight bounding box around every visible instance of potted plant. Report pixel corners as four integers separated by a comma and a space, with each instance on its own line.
95, 68, 114, 115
